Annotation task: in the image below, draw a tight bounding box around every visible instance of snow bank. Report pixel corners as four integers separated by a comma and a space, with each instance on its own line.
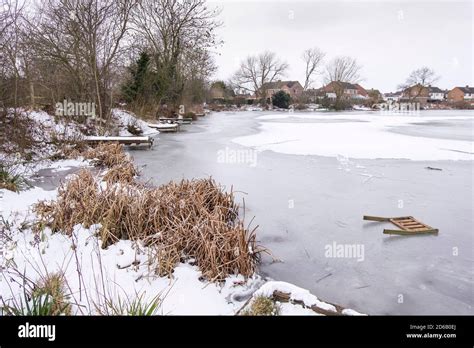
112, 109, 159, 136
278, 302, 321, 315
1, 186, 58, 220
342, 308, 366, 316
254, 281, 337, 312
27, 110, 85, 140
253, 281, 366, 315
234, 113, 474, 160
0, 223, 262, 315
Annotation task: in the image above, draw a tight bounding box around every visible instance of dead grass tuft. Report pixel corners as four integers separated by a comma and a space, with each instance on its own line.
241, 296, 280, 316
34, 166, 265, 281
32, 273, 71, 315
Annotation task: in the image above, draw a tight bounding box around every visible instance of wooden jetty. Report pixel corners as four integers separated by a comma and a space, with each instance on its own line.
363, 215, 438, 235
147, 122, 179, 133
84, 136, 154, 148
158, 117, 193, 124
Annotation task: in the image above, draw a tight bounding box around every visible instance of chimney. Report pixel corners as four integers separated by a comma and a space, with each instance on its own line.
466, 85, 469, 88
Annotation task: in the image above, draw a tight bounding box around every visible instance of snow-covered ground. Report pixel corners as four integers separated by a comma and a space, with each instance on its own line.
0, 109, 85, 167
233, 113, 474, 161
112, 109, 159, 136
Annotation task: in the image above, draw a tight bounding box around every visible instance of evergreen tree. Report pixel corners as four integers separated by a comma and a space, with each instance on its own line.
121, 52, 151, 103
272, 91, 291, 109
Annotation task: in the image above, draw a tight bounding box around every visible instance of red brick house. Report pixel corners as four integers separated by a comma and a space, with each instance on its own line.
401, 84, 429, 102
321, 81, 368, 100
260, 80, 304, 99
447, 86, 474, 102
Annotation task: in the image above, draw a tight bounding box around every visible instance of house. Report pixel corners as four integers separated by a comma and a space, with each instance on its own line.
366, 89, 382, 102
401, 84, 429, 102
209, 85, 225, 100
260, 80, 304, 99
303, 88, 326, 102
354, 84, 369, 98
234, 93, 257, 104
321, 81, 368, 100
427, 86, 445, 102
209, 81, 234, 103
383, 92, 402, 102
447, 86, 474, 102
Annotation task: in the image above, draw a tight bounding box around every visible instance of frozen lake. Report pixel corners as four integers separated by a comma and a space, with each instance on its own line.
131, 109, 474, 315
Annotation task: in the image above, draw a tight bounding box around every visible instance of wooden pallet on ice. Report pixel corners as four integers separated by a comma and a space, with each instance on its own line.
363, 215, 438, 235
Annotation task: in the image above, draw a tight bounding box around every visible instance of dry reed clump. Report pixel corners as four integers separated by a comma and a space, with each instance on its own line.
81, 142, 139, 184
83, 142, 132, 168
34, 169, 265, 281
103, 161, 138, 184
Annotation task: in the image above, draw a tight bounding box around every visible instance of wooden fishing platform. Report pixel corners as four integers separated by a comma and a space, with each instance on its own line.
363, 215, 438, 235
158, 117, 193, 124
147, 123, 179, 133
84, 136, 154, 148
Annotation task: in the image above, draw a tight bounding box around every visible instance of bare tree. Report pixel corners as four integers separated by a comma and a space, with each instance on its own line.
0, 0, 28, 108
302, 47, 325, 90
398, 66, 439, 101
231, 51, 288, 97
131, 0, 221, 107
325, 56, 362, 84
28, 0, 136, 125
324, 56, 362, 103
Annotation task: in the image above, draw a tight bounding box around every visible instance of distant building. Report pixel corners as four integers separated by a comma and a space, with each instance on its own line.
447, 86, 474, 102
321, 81, 368, 100
354, 84, 369, 98
366, 89, 382, 102
401, 84, 429, 102
303, 88, 324, 102
383, 92, 403, 102
234, 93, 257, 103
209, 81, 235, 103
427, 86, 445, 102
209, 85, 226, 100
260, 80, 304, 99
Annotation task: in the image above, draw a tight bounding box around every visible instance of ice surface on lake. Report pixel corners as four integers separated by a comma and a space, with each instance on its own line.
233, 113, 474, 160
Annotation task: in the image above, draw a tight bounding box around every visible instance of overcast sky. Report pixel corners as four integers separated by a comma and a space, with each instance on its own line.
209, 0, 473, 93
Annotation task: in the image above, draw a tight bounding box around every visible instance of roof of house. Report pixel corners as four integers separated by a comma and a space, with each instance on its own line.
261, 81, 302, 89
428, 86, 444, 93
384, 92, 402, 97
367, 89, 381, 94
454, 86, 474, 94
354, 84, 368, 95
327, 81, 359, 90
